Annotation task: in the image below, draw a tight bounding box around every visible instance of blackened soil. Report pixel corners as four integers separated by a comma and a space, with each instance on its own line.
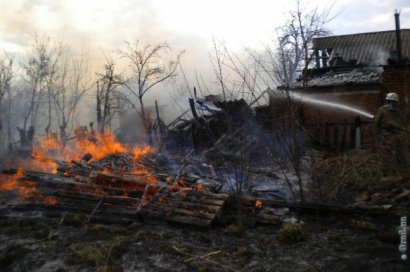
0, 212, 407, 272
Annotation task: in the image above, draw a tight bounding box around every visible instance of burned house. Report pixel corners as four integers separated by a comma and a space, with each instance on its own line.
271, 27, 410, 151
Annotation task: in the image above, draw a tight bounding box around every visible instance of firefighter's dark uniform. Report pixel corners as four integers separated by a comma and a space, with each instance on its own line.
374, 103, 403, 135
374, 102, 408, 171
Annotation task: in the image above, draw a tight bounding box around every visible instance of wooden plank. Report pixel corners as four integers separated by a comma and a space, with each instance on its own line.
151, 198, 221, 213
145, 201, 217, 220
141, 209, 212, 227
51, 190, 140, 207
155, 192, 226, 207
2, 168, 228, 227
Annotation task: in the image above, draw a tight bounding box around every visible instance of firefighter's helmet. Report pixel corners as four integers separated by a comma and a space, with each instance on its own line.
386, 92, 399, 102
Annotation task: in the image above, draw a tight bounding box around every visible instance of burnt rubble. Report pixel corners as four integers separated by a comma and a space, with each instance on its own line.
289, 68, 380, 88
1, 95, 409, 272
0, 148, 296, 227
1, 94, 404, 229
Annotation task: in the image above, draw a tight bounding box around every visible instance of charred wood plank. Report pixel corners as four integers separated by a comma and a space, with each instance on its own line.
2, 168, 228, 226
140, 209, 212, 227
5, 203, 136, 225
145, 202, 216, 220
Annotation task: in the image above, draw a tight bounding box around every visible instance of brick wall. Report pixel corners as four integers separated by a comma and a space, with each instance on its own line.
382, 66, 410, 109
270, 84, 382, 151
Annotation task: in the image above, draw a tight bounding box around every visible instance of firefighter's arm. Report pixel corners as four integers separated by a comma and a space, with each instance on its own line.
373, 109, 384, 128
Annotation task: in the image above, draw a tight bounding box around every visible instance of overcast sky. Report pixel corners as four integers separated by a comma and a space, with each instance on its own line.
0, 0, 409, 89
1, 0, 409, 51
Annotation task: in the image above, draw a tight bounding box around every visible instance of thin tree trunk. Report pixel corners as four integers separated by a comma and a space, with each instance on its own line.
139, 96, 146, 132
45, 88, 52, 134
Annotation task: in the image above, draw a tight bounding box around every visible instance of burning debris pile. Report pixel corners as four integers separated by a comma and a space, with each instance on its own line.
0, 126, 288, 227
1, 133, 222, 227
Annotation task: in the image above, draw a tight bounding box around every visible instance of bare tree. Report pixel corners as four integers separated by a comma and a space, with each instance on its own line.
275, 0, 333, 86
120, 41, 183, 133
244, 0, 333, 89
21, 34, 63, 145
44, 41, 65, 134
95, 56, 124, 134
52, 48, 92, 142
210, 38, 268, 105
211, 37, 230, 100
0, 52, 14, 150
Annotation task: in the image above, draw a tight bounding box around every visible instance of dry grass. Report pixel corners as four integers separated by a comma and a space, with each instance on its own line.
308, 150, 383, 203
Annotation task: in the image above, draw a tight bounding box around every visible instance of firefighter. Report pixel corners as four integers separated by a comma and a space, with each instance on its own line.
373, 92, 408, 172
374, 92, 404, 134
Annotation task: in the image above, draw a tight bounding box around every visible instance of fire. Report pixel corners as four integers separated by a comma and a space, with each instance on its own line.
15, 128, 168, 207
196, 183, 203, 191
32, 130, 128, 164
0, 169, 30, 197
129, 167, 158, 183
170, 178, 190, 193
31, 133, 61, 173
0, 169, 57, 205
45, 197, 58, 205
32, 130, 156, 167
132, 145, 156, 160
76, 131, 127, 160
255, 199, 263, 208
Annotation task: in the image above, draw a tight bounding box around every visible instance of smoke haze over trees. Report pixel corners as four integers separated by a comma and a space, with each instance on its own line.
1, 0, 407, 154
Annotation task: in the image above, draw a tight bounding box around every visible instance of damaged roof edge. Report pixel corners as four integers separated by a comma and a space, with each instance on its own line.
280, 68, 382, 89
313, 29, 410, 48
312, 29, 410, 65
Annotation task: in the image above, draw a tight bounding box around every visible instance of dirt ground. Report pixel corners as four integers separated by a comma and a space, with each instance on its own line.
0, 210, 407, 272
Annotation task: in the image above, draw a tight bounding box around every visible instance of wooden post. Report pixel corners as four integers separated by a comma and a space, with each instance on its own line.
314, 121, 321, 147
188, 98, 199, 120
354, 117, 362, 150
341, 120, 347, 151
334, 125, 339, 152
324, 121, 330, 150
188, 98, 200, 154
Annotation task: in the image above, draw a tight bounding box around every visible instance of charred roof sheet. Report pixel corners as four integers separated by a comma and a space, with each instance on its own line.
290, 68, 380, 88
313, 30, 410, 65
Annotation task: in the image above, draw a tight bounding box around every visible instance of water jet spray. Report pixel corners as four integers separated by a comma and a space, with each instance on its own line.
273, 90, 375, 119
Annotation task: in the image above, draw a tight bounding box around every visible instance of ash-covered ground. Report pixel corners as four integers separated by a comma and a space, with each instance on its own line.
0, 209, 407, 272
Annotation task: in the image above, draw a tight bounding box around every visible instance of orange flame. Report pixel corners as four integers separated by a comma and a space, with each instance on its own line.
77, 131, 127, 160
32, 130, 156, 165
0, 169, 31, 197
0, 169, 57, 205
255, 199, 263, 208
45, 197, 58, 205
31, 133, 60, 173
132, 145, 156, 160
196, 183, 203, 191
25, 129, 163, 204
32, 130, 128, 164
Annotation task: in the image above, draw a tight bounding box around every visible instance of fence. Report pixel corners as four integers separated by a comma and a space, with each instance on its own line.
306, 118, 374, 152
